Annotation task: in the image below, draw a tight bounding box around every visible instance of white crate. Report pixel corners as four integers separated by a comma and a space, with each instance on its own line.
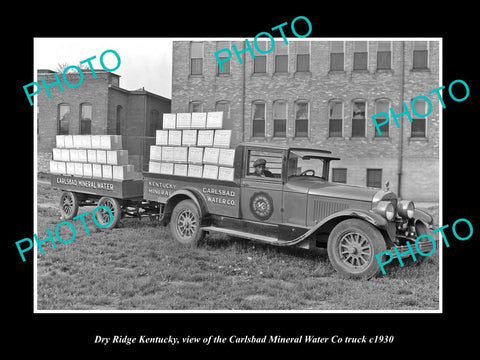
168, 130, 182, 146
107, 150, 129, 165
102, 164, 113, 179
61, 149, 70, 162
206, 111, 223, 129
83, 163, 93, 178
73, 135, 83, 149
163, 113, 177, 129
173, 147, 188, 163
160, 162, 174, 175
149, 161, 162, 173
87, 149, 97, 163
57, 161, 66, 175
191, 112, 207, 129
188, 147, 204, 164
197, 130, 214, 147
92, 164, 102, 178
69, 149, 79, 162
52, 148, 62, 161
155, 130, 169, 146
202, 165, 219, 179
218, 148, 236, 167
96, 150, 107, 164
182, 129, 197, 146
77, 149, 87, 162
81, 135, 92, 149
218, 166, 235, 181
64, 135, 73, 148
113, 165, 135, 180
188, 164, 203, 178
174, 163, 188, 176
91, 135, 102, 149
66, 162, 75, 175
203, 147, 220, 164
56, 135, 65, 148
49, 160, 58, 174
150, 145, 162, 161
74, 162, 84, 176
176, 113, 192, 129
100, 135, 122, 150
161, 147, 174, 162
213, 130, 232, 148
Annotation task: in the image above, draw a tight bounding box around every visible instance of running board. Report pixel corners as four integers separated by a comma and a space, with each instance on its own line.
201, 226, 279, 244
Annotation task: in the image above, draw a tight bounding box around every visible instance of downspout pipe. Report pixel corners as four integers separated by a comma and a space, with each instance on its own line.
397, 41, 406, 198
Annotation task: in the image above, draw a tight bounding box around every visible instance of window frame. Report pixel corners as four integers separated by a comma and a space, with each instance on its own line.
411, 98, 428, 138
374, 98, 390, 138
332, 168, 347, 184
79, 102, 92, 135
273, 100, 287, 138
295, 41, 310, 72
353, 41, 368, 71
252, 101, 266, 138
245, 148, 285, 181
412, 40, 429, 70
351, 99, 367, 138
58, 103, 71, 135
190, 41, 204, 75
330, 41, 345, 71
366, 168, 382, 188
328, 100, 344, 138
294, 100, 309, 138
376, 41, 392, 70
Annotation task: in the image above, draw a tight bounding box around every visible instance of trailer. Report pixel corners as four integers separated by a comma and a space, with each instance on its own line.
50, 174, 159, 229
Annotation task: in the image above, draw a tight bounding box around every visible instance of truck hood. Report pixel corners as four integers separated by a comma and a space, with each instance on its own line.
288, 178, 378, 202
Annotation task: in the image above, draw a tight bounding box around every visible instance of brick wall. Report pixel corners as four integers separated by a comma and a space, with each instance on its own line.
171, 40, 440, 201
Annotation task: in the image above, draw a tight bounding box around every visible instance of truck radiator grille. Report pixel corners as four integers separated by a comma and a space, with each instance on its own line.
313, 199, 349, 220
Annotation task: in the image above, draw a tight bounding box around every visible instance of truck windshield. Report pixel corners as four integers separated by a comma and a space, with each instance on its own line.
287, 150, 327, 179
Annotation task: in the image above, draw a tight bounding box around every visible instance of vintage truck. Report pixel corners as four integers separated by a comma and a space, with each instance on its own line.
52, 142, 435, 278
141, 142, 435, 278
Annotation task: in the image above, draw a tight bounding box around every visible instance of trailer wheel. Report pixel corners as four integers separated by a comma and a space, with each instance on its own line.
59, 191, 79, 220
170, 199, 205, 246
96, 197, 122, 229
327, 218, 386, 279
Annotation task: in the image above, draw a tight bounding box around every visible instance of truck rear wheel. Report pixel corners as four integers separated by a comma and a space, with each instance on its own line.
327, 218, 386, 279
170, 199, 205, 246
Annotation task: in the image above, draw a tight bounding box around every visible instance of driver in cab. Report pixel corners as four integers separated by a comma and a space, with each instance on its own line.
253, 158, 274, 178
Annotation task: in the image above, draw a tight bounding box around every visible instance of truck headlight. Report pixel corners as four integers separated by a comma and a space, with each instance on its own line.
398, 200, 415, 219
375, 201, 396, 221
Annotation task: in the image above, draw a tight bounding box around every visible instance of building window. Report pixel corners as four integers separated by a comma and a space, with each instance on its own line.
353, 41, 368, 70
330, 41, 344, 71
411, 99, 427, 138
332, 168, 347, 183
58, 103, 71, 135
254, 41, 268, 73
273, 101, 287, 137
252, 102, 265, 137
366, 169, 382, 188
413, 41, 428, 70
149, 109, 162, 136
216, 41, 230, 74
377, 41, 392, 70
352, 100, 366, 137
190, 42, 203, 75
296, 41, 310, 72
275, 41, 288, 73
328, 100, 343, 137
80, 103, 92, 135
189, 101, 203, 112
374, 99, 390, 137
216, 100, 231, 129
295, 101, 309, 137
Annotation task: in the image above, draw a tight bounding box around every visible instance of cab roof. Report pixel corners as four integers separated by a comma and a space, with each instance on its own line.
238, 142, 340, 160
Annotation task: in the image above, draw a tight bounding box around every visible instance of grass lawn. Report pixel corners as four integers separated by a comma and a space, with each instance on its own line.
36, 181, 440, 311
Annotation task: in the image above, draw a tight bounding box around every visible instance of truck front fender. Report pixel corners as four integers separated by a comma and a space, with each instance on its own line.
162, 187, 209, 225
276, 209, 388, 247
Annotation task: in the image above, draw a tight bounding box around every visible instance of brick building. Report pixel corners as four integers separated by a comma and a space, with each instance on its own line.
171, 39, 440, 201
37, 69, 171, 171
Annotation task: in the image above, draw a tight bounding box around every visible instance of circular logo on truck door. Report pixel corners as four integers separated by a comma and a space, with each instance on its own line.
250, 192, 274, 220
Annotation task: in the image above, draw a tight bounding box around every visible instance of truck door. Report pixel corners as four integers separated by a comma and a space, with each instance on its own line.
240, 147, 285, 225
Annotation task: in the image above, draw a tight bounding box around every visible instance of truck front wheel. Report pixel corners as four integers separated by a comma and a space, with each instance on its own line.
327, 218, 386, 279
170, 199, 205, 246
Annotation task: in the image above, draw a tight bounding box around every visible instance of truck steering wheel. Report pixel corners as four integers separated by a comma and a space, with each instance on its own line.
300, 169, 315, 176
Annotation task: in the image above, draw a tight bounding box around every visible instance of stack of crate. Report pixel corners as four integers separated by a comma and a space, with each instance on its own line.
148, 112, 235, 181
49, 135, 138, 180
